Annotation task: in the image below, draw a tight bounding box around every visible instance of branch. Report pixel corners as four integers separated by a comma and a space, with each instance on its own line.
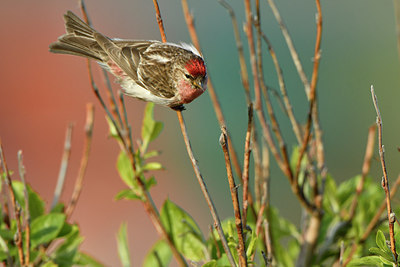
267, 0, 311, 97
0, 141, 25, 265
371, 85, 397, 263
242, 105, 253, 229
66, 103, 95, 218
17, 150, 30, 265
51, 123, 73, 209
220, 126, 247, 267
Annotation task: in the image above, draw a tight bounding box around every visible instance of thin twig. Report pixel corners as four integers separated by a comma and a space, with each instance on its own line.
66, 103, 95, 218
118, 90, 134, 156
177, 111, 236, 266
51, 123, 73, 210
0, 141, 24, 265
18, 150, 30, 265
371, 85, 397, 263
242, 105, 253, 229
263, 219, 273, 266
181, 0, 243, 180
257, 28, 302, 144
220, 126, 247, 267
347, 125, 376, 220
267, 0, 311, 97
152, 0, 167, 43
253, 0, 293, 184
218, 0, 251, 104
310, 0, 325, 173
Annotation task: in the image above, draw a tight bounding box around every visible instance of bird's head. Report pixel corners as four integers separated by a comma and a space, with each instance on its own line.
176, 57, 208, 104
184, 57, 208, 91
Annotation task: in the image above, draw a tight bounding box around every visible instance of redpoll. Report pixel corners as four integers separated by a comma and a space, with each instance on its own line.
49, 11, 207, 110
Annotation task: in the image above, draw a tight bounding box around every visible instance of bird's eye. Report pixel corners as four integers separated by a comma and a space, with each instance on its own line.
185, 74, 193, 79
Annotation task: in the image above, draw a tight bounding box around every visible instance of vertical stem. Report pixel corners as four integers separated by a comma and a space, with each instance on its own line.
371, 85, 398, 263
220, 126, 247, 267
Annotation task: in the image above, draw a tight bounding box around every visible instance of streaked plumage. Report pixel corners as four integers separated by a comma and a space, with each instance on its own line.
49, 11, 207, 110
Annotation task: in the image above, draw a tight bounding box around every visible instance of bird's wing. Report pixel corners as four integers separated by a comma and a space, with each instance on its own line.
94, 33, 153, 83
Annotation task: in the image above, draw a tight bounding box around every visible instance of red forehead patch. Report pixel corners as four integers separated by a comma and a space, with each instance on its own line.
185, 58, 206, 77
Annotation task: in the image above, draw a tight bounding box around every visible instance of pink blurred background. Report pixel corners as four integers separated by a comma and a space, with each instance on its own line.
0, 1, 214, 265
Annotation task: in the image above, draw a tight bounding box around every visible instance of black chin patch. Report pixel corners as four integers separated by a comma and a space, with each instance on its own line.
170, 104, 185, 111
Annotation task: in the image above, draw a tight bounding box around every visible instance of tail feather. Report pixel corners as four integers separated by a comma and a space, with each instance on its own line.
49, 11, 105, 61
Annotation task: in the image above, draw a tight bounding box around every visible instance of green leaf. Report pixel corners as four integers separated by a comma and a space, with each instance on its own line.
141, 103, 163, 153
30, 213, 66, 248
246, 228, 257, 258
53, 225, 84, 266
376, 230, 390, 253
115, 177, 156, 201
41, 261, 58, 267
143, 162, 164, 171
117, 151, 134, 188
160, 199, 206, 261
115, 189, 142, 201
75, 252, 105, 267
347, 256, 384, 266
143, 150, 160, 160
143, 240, 172, 267
12, 181, 45, 220
369, 247, 393, 262
202, 260, 217, 267
105, 115, 119, 140
117, 223, 131, 267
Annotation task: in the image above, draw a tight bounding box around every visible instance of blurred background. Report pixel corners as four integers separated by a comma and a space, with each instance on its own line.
1, 0, 400, 265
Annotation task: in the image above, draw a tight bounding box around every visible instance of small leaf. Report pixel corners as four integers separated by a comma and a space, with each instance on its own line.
117, 223, 131, 267
75, 252, 104, 267
30, 213, 66, 248
53, 225, 83, 266
143, 162, 164, 171
369, 247, 393, 262
12, 181, 45, 220
347, 256, 384, 266
202, 260, 217, 267
161, 199, 206, 261
143, 240, 172, 267
115, 189, 141, 201
105, 116, 119, 140
376, 230, 389, 252
117, 151, 134, 188
246, 229, 258, 258
141, 103, 163, 153
143, 150, 160, 160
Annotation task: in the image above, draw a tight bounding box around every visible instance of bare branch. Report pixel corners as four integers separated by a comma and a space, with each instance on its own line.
18, 150, 30, 265
371, 85, 397, 263
66, 103, 95, 218
51, 123, 73, 209
220, 126, 247, 267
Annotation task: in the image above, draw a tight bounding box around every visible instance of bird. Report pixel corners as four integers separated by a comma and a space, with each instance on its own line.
49, 11, 207, 110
